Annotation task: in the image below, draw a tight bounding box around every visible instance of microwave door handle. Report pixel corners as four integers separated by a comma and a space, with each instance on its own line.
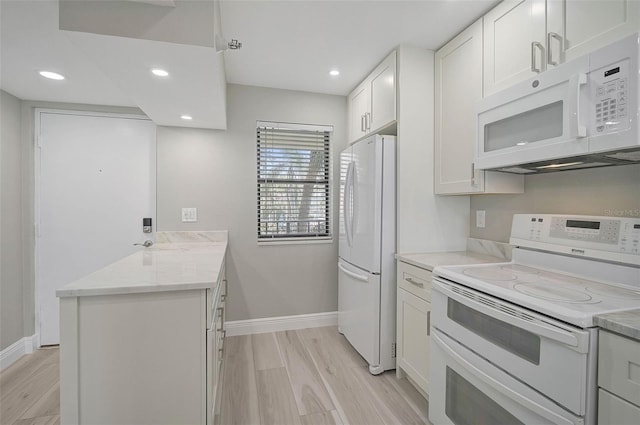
569, 73, 588, 138
432, 279, 583, 349
432, 330, 577, 425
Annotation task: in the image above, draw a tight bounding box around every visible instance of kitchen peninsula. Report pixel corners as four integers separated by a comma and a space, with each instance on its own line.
57, 231, 227, 425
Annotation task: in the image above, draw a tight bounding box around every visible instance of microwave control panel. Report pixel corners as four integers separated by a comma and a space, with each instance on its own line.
592, 59, 630, 135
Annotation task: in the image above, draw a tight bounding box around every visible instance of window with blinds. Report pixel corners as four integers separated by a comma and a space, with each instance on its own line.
257, 122, 332, 242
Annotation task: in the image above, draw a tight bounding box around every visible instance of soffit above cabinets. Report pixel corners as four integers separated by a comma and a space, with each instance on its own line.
1, 0, 227, 130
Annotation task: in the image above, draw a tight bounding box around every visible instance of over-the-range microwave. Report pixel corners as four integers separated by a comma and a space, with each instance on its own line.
476, 33, 640, 174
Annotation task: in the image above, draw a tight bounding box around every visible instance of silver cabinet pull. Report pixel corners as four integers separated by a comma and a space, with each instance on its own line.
470, 162, 477, 185
365, 112, 371, 130
360, 115, 366, 132
530, 41, 544, 73
405, 277, 424, 288
547, 32, 563, 66
427, 311, 431, 336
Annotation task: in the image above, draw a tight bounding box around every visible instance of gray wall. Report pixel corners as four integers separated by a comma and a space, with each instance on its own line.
1, 90, 24, 351
470, 164, 640, 242
157, 84, 347, 321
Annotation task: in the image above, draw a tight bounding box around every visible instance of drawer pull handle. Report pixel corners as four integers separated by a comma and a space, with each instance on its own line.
405, 277, 424, 288
427, 311, 431, 336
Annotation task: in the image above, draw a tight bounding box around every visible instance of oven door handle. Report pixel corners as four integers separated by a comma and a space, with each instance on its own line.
433, 279, 585, 350
432, 330, 578, 425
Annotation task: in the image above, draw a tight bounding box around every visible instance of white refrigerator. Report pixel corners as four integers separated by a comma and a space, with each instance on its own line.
338, 134, 396, 375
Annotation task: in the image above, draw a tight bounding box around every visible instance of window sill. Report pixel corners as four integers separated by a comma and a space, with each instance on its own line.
257, 237, 333, 246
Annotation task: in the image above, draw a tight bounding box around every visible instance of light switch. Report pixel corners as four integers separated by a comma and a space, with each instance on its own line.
476, 210, 486, 228
181, 207, 197, 223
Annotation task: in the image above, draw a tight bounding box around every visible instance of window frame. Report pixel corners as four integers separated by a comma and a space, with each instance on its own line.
256, 121, 333, 245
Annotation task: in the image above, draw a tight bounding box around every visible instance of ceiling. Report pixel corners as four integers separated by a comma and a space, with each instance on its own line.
0, 0, 499, 129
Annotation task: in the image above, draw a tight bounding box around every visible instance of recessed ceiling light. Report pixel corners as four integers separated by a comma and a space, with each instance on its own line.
39, 71, 65, 80
181, 115, 193, 120
151, 69, 169, 77
329, 69, 340, 76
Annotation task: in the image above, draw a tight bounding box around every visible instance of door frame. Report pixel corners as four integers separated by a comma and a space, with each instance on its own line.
33, 108, 155, 348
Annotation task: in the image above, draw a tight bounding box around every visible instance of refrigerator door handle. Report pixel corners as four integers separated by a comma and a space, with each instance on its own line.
338, 263, 369, 282
344, 162, 354, 247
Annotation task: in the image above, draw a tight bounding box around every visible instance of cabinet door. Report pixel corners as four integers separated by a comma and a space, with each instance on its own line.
435, 20, 524, 195
369, 52, 396, 133
598, 389, 640, 425
547, 0, 640, 67
397, 288, 431, 395
435, 20, 484, 194
484, 0, 546, 95
348, 82, 370, 143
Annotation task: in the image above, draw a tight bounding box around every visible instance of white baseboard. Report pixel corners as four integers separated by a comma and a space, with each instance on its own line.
0, 334, 36, 370
225, 311, 337, 337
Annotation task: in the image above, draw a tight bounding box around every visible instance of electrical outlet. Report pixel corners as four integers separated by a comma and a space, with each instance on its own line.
476, 210, 486, 228
181, 207, 197, 223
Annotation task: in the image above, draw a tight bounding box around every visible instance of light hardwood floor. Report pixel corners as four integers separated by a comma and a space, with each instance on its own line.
221, 327, 431, 425
1, 326, 430, 425
0, 347, 60, 425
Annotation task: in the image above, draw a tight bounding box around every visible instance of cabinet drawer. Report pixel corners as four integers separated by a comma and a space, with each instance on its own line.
599, 330, 640, 406
397, 260, 432, 302
598, 389, 640, 424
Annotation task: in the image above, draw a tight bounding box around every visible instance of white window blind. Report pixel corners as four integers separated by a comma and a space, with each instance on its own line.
257, 122, 332, 241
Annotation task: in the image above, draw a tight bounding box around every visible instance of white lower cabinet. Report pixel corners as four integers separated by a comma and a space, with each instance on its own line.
396, 260, 432, 397
597, 330, 640, 425
60, 265, 227, 425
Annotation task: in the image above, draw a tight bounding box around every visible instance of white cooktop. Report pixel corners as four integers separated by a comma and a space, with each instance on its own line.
434, 248, 640, 328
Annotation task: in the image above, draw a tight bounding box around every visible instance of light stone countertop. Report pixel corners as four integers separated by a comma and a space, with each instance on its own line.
56, 231, 227, 298
396, 238, 511, 271
396, 251, 507, 271
594, 309, 640, 341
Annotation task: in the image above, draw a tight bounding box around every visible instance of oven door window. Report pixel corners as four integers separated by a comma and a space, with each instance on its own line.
446, 366, 524, 425
447, 298, 541, 364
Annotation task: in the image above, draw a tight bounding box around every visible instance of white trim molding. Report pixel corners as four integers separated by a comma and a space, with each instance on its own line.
225, 311, 337, 337
0, 335, 36, 370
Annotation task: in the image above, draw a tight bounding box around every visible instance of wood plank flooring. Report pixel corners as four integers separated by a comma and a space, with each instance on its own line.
221, 327, 432, 425
0, 347, 60, 425
1, 326, 431, 425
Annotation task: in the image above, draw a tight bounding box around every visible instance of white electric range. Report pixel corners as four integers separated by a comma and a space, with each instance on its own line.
429, 214, 640, 425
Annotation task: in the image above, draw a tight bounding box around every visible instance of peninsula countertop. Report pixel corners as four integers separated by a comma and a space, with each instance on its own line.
56, 231, 228, 298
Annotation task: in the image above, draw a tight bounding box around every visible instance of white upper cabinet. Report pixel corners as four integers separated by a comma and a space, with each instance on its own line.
484, 0, 547, 96
484, 0, 640, 95
347, 51, 397, 144
348, 82, 370, 143
547, 0, 640, 67
435, 19, 524, 195
369, 55, 396, 132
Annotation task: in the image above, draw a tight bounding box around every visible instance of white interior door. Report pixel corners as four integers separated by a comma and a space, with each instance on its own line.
36, 110, 156, 346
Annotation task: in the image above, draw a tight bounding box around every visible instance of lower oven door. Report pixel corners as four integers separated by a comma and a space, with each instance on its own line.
430, 328, 584, 425
432, 277, 594, 416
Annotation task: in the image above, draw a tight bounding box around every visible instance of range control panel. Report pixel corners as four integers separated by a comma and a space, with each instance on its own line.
511, 214, 640, 257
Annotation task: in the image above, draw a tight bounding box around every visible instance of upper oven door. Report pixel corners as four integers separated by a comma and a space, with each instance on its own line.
429, 329, 584, 425
476, 56, 590, 171
432, 278, 592, 416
